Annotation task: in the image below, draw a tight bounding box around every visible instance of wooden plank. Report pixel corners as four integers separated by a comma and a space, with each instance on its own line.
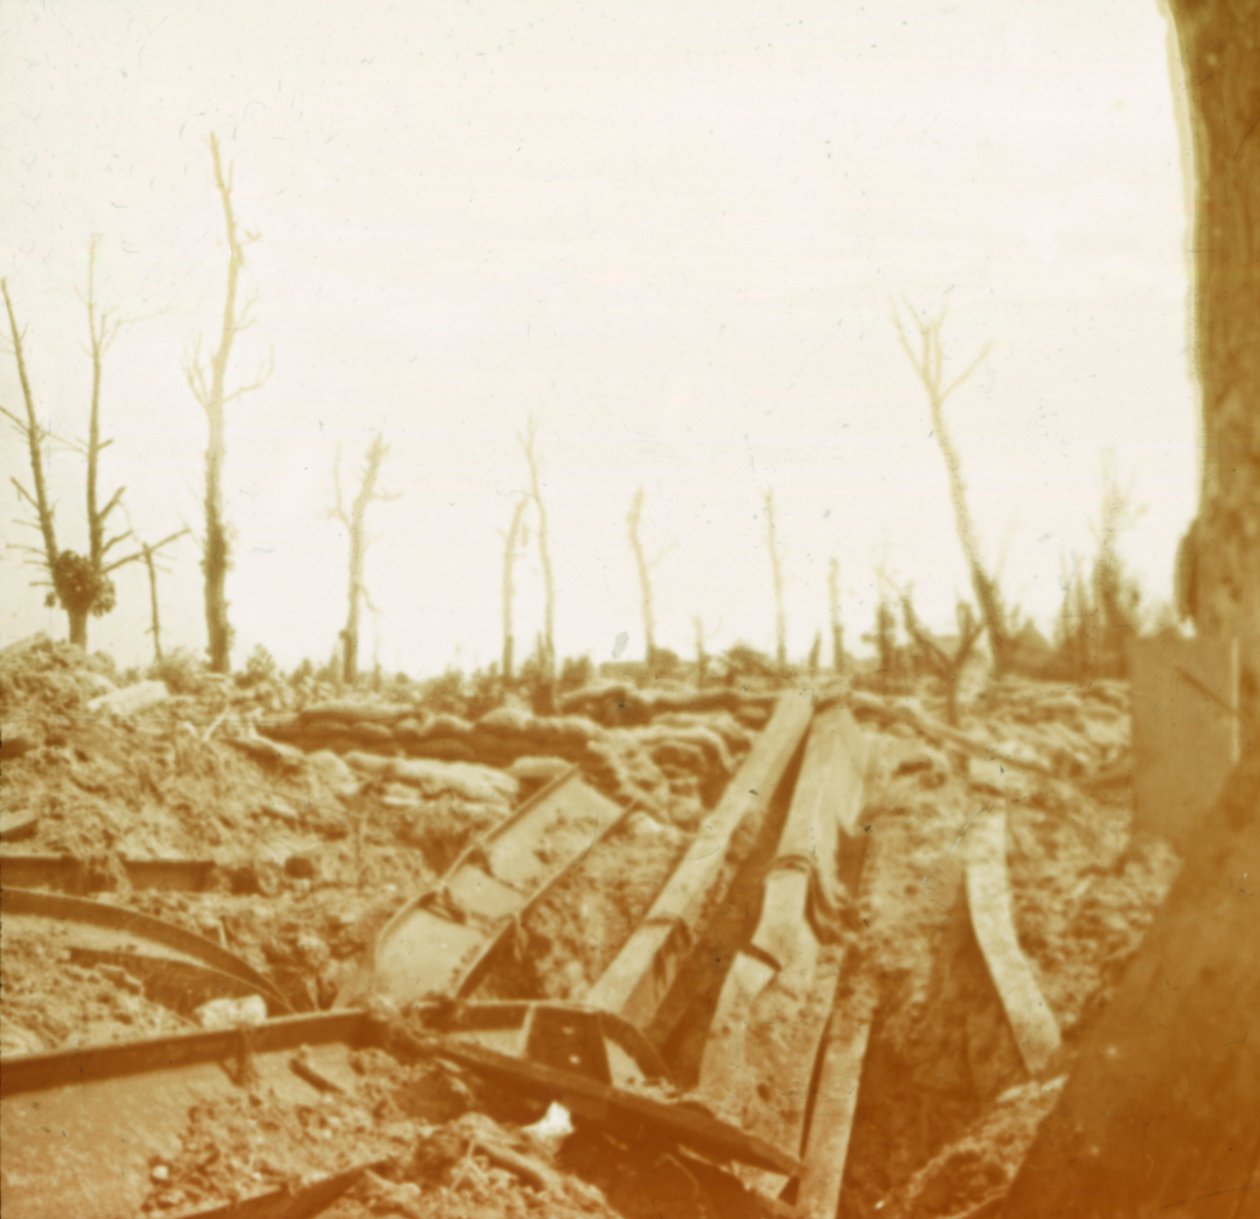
696, 705, 867, 1136
0, 853, 219, 892
966, 808, 1061, 1076
0, 811, 39, 842
587, 689, 814, 1028
997, 750, 1260, 1218
339, 768, 623, 1006
1131, 634, 1240, 846
797, 986, 876, 1219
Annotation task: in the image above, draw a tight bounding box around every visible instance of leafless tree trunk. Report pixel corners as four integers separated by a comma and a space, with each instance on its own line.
186, 134, 270, 675
136, 529, 187, 664
3, 247, 154, 647
693, 615, 709, 689
900, 590, 983, 726
143, 544, 163, 661
627, 487, 657, 667
333, 434, 391, 685
84, 238, 127, 594
519, 417, 556, 707
828, 557, 844, 674
894, 304, 1013, 673
2, 279, 66, 624
763, 489, 787, 668
501, 495, 528, 681
1166, 0, 1260, 747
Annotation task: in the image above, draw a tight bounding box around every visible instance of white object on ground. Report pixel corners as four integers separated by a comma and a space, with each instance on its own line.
194, 994, 268, 1029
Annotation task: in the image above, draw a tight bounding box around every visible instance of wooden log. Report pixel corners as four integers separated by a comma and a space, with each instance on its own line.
587, 689, 814, 1029
997, 749, 1260, 1218
797, 983, 877, 1219
697, 705, 867, 1126
966, 807, 1061, 1077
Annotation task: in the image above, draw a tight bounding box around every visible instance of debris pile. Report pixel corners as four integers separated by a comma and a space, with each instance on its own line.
1, 640, 1191, 1219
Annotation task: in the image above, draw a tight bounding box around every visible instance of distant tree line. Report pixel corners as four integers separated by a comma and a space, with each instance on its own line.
2, 140, 1170, 703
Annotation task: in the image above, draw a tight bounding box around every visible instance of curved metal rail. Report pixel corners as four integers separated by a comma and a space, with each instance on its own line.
1, 886, 291, 1015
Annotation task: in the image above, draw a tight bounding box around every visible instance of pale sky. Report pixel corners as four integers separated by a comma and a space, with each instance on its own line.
1, 0, 1197, 674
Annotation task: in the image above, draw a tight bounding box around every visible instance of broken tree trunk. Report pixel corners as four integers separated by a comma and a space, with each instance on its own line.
628, 488, 657, 666
1165, 0, 1260, 751
894, 306, 1012, 674
501, 496, 527, 681
764, 489, 787, 669
519, 418, 556, 708
186, 134, 268, 675
334, 434, 389, 685
2, 280, 75, 641
997, 749, 1260, 1218
829, 557, 844, 675
142, 544, 163, 662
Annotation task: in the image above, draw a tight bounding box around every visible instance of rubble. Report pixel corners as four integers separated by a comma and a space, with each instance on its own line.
0, 641, 1184, 1219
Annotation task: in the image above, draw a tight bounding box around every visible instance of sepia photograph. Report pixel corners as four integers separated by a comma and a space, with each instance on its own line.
1, 1, 1256, 1216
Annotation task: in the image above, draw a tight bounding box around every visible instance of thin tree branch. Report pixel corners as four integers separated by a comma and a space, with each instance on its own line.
100, 530, 134, 556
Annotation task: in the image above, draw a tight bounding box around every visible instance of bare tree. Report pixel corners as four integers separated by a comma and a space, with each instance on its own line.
763, 489, 787, 668
1052, 459, 1145, 680
500, 495, 528, 681
2, 281, 69, 631
900, 589, 983, 725
894, 302, 1013, 672
185, 134, 271, 674
518, 416, 556, 704
332, 434, 392, 685
136, 528, 188, 663
1091, 455, 1144, 669
693, 615, 711, 689
627, 487, 663, 668
873, 593, 900, 682
3, 244, 171, 647
828, 557, 844, 674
